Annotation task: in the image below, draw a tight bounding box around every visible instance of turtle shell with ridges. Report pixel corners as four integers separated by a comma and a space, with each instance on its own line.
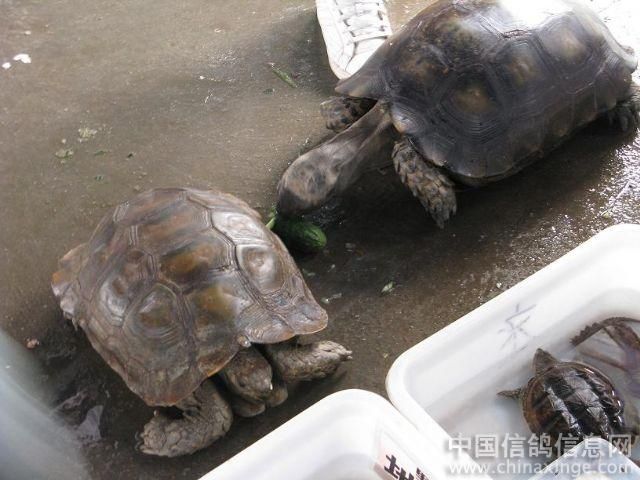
499, 349, 636, 454
336, 0, 638, 184
51, 188, 327, 406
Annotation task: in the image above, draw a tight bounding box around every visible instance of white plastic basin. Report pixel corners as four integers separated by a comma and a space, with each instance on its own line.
386, 224, 640, 479
202, 389, 487, 480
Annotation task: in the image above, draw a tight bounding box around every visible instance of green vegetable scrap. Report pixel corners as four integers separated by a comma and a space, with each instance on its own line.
266, 209, 326, 254
268, 63, 297, 88
265, 218, 276, 231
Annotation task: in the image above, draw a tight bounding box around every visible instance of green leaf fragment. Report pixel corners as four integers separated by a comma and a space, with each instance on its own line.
265, 217, 276, 230
268, 63, 297, 88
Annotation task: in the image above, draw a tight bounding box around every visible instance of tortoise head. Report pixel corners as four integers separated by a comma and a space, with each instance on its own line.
533, 348, 559, 374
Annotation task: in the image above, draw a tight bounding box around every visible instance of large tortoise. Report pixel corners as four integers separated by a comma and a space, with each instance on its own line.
499, 349, 637, 455
277, 0, 640, 227
51, 188, 351, 457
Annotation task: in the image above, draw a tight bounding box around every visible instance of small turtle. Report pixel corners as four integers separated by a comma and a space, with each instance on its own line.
499, 349, 637, 455
51, 188, 351, 457
277, 0, 639, 227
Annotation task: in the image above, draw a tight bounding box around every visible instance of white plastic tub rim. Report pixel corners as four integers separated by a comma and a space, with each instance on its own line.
202, 388, 489, 480
386, 224, 640, 479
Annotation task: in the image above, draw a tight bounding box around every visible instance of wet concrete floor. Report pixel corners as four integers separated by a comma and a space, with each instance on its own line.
1, 0, 640, 478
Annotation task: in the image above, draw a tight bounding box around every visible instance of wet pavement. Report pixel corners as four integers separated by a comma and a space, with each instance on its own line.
1, 0, 640, 478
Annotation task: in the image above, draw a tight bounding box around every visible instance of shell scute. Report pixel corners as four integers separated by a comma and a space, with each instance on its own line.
124, 284, 186, 351
236, 244, 286, 295
116, 188, 185, 226
492, 38, 556, 105
95, 248, 155, 323
537, 14, 599, 94
439, 67, 504, 139
212, 210, 271, 245
135, 200, 210, 252
187, 271, 254, 331
158, 231, 234, 287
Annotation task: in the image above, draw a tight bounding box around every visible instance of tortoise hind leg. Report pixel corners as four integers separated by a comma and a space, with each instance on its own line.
321, 96, 376, 133
139, 382, 232, 457
393, 138, 457, 228
607, 83, 640, 133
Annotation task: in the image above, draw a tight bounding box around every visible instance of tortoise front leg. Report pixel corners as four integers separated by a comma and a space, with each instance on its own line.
266, 375, 288, 407
263, 339, 352, 382
321, 96, 376, 133
393, 138, 457, 228
219, 346, 273, 403
228, 394, 266, 418
229, 374, 289, 415
607, 83, 640, 133
218, 346, 275, 418
140, 381, 232, 457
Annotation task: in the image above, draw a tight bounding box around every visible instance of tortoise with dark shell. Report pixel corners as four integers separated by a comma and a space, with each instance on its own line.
51, 188, 351, 457
277, 0, 640, 227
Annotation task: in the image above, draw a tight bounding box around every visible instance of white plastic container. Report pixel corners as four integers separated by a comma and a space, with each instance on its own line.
386, 224, 640, 479
202, 389, 488, 480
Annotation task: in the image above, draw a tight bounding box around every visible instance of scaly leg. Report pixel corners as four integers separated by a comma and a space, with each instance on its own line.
265, 375, 288, 408
228, 394, 266, 418
219, 346, 273, 403
607, 83, 640, 132
321, 96, 376, 133
139, 381, 232, 457
263, 339, 351, 383
393, 138, 457, 228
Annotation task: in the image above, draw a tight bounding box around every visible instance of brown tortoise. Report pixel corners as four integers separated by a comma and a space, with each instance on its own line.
51, 188, 351, 457
499, 349, 638, 455
277, 0, 640, 227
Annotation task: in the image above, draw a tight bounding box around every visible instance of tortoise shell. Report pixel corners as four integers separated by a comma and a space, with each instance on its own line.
337, 0, 638, 184
520, 350, 629, 452
51, 188, 327, 406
